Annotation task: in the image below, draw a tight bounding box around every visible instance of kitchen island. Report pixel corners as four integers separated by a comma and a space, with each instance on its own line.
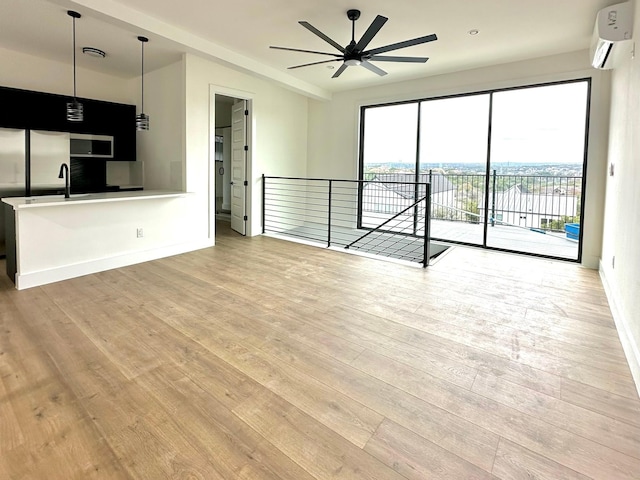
2, 190, 211, 290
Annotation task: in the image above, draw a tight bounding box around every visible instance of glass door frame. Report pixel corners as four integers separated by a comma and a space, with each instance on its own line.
358, 77, 592, 263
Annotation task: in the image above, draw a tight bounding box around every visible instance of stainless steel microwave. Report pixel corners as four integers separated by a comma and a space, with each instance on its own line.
70, 134, 114, 158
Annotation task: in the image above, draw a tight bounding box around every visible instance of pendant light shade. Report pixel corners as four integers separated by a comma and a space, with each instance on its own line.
66, 99, 84, 122
135, 112, 150, 131
67, 10, 83, 122
136, 36, 150, 131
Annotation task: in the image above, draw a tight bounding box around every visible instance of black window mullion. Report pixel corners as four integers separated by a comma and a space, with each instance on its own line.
483, 92, 494, 248
357, 106, 367, 229
414, 102, 422, 236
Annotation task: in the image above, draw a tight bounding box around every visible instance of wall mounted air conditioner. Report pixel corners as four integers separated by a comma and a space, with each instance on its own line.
591, 1, 633, 69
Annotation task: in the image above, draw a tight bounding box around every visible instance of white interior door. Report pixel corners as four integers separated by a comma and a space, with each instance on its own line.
222, 126, 232, 211
230, 100, 247, 235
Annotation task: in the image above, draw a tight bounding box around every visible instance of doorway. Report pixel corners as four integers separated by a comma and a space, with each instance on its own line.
213, 92, 251, 237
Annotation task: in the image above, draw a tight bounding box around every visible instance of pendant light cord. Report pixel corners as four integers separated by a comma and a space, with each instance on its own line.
72, 16, 77, 98
66, 11, 83, 121
140, 39, 144, 113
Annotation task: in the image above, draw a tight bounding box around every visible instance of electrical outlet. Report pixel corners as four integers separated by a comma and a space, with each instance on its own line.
136, 228, 144, 238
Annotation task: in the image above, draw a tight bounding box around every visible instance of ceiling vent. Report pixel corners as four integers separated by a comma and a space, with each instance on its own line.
591, 1, 633, 69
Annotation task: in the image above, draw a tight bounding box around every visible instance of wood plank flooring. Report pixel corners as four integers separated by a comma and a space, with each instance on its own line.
1, 221, 639, 479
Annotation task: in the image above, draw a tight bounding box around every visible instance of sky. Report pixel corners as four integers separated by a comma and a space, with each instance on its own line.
363, 81, 589, 165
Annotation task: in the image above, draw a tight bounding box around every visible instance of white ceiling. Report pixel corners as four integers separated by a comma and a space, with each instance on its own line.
0, 0, 618, 98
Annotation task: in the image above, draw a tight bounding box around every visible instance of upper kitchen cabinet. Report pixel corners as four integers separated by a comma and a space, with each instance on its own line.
0, 87, 66, 131
81, 100, 136, 162
0, 86, 136, 161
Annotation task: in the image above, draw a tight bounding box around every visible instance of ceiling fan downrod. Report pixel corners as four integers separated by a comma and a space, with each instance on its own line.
347, 9, 360, 44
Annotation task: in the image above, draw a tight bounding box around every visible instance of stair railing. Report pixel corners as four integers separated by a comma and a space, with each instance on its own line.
262, 175, 433, 267
346, 182, 431, 267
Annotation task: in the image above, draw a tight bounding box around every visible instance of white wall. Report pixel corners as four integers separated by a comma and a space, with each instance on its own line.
0, 45, 132, 103
108, 59, 185, 189
600, 6, 640, 393
134, 59, 186, 191
184, 53, 309, 237
307, 50, 611, 269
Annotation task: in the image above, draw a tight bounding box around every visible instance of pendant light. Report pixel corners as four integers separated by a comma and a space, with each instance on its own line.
66, 10, 83, 122
135, 36, 150, 131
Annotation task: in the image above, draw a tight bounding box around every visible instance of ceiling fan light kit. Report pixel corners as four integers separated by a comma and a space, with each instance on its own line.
270, 9, 437, 78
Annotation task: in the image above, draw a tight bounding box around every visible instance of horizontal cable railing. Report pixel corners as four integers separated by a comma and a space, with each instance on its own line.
262, 170, 581, 263
262, 175, 432, 267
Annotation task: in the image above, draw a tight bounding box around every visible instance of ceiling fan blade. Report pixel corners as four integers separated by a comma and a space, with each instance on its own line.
332, 63, 349, 78
270, 46, 343, 58
355, 15, 388, 51
299, 21, 345, 53
369, 55, 429, 63
288, 59, 343, 70
360, 61, 387, 76
364, 33, 437, 56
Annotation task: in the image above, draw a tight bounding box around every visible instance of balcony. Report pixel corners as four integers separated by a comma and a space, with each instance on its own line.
263, 171, 582, 265
363, 171, 582, 260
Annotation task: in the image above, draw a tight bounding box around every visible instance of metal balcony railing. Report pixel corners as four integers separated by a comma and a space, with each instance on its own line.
262, 176, 433, 267
365, 170, 581, 229
262, 170, 582, 263
362, 170, 582, 260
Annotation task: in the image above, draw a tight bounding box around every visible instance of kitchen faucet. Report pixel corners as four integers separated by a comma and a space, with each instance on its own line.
58, 163, 70, 198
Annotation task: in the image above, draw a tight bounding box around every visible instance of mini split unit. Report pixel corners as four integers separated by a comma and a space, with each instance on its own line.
591, 1, 633, 69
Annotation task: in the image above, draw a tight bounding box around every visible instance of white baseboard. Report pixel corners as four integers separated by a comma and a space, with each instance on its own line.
599, 260, 640, 397
15, 239, 214, 290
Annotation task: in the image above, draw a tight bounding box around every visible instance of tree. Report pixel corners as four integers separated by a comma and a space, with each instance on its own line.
463, 199, 480, 223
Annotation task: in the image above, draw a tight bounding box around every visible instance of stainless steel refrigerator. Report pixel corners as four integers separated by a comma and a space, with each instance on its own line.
0, 128, 69, 256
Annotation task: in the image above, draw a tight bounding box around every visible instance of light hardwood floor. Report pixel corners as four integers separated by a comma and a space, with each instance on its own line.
1, 221, 639, 479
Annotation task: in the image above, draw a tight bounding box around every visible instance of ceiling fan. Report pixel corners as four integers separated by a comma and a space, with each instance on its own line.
270, 9, 437, 78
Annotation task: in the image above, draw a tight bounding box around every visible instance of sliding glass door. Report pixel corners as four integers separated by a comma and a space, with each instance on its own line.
361, 103, 418, 229
488, 82, 588, 258
359, 79, 590, 261
419, 94, 490, 246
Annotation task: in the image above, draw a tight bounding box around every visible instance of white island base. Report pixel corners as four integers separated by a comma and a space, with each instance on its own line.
2, 191, 211, 290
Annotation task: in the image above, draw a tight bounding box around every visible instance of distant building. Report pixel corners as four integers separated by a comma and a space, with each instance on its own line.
362, 175, 577, 231
479, 184, 578, 229
363, 173, 456, 214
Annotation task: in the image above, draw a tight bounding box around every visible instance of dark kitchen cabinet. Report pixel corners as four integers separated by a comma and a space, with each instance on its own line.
79, 100, 136, 161
0, 85, 136, 161
4, 203, 16, 282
